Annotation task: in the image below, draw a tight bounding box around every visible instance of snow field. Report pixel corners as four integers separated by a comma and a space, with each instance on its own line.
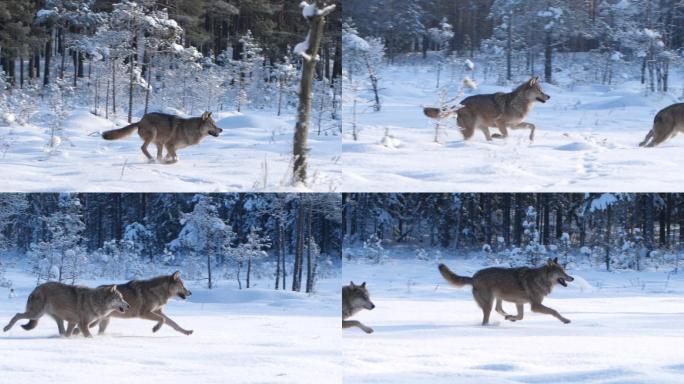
0, 108, 341, 192
342, 256, 684, 383
342, 64, 684, 192
0, 270, 342, 384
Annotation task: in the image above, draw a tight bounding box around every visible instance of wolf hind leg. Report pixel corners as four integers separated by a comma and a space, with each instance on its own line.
647, 125, 675, 147
472, 287, 493, 325
639, 129, 654, 147
494, 298, 510, 318
531, 302, 570, 324
505, 303, 524, 322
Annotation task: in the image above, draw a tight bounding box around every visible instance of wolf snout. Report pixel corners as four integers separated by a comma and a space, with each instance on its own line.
119, 302, 131, 313
367, 303, 376, 310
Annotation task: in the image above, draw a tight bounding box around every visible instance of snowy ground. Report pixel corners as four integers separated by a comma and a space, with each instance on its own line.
0, 108, 341, 192
0, 270, 341, 384
342, 62, 684, 192
342, 250, 684, 383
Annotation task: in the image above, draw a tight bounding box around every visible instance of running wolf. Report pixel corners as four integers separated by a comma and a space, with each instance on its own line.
423, 76, 550, 141
3, 282, 130, 337
639, 103, 684, 147
342, 281, 375, 334
102, 111, 223, 163
76, 271, 193, 336
438, 257, 574, 325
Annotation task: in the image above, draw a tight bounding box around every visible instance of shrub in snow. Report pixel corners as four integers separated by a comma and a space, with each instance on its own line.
361, 234, 387, 264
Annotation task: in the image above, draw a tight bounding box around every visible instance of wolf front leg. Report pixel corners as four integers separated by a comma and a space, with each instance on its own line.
154, 310, 193, 335
531, 302, 570, 324
343, 320, 374, 334
510, 122, 536, 142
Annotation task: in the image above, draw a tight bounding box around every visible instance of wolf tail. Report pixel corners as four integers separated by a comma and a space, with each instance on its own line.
423, 105, 463, 120
438, 264, 473, 287
102, 122, 139, 140
20, 291, 44, 330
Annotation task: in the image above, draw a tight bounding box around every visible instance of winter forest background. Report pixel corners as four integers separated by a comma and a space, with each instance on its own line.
344, 193, 684, 272
0, 193, 341, 292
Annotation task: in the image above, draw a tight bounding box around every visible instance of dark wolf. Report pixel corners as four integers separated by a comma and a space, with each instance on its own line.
3, 282, 130, 337
639, 103, 684, 147
102, 111, 223, 163
75, 271, 193, 336
342, 281, 375, 334
438, 257, 574, 325
424, 76, 550, 142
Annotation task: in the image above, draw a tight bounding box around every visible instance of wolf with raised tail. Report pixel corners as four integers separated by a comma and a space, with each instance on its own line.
438, 257, 573, 325
424, 76, 550, 142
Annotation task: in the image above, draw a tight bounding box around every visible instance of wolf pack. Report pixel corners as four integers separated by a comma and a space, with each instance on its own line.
343, 258, 575, 334
3, 271, 193, 338
424, 76, 684, 148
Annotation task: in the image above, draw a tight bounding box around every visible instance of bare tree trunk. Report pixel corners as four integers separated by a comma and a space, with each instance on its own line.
44, 37, 52, 87
112, 58, 117, 114
128, 53, 134, 123
292, 2, 335, 185
207, 252, 212, 289
506, 11, 512, 81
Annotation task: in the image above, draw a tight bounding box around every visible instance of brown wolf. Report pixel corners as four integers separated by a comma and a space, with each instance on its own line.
102, 111, 223, 163
342, 281, 375, 334
3, 282, 130, 337
75, 271, 193, 336
639, 103, 684, 147
438, 257, 573, 325
424, 76, 550, 141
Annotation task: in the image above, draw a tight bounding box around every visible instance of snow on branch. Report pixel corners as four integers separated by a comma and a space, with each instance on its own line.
294, 2, 336, 61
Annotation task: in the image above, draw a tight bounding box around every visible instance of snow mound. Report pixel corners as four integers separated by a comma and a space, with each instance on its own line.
554, 141, 600, 151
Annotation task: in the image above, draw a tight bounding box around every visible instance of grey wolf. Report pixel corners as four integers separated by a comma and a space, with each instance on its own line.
639, 103, 684, 147
3, 282, 129, 337
102, 111, 223, 163
76, 271, 193, 336
424, 76, 550, 141
438, 257, 573, 325
342, 281, 375, 334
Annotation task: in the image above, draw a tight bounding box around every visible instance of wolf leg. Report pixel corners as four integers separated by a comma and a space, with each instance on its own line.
342, 320, 374, 334
155, 143, 164, 162
472, 288, 493, 325
51, 316, 65, 335
511, 122, 536, 141
506, 304, 524, 322
141, 138, 154, 161
491, 122, 509, 139
639, 129, 654, 147
646, 126, 674, 147
479, 125, 493, 141
64, 322, 77, 337
139, 312, 165, 333
78, 321, 93, 337
531, 302, 570, 324
164, 144, 178, 164
154, 310, 193, 335
495, 298, 510, 318
98, 317, 110, 335
4, 312, 31, 332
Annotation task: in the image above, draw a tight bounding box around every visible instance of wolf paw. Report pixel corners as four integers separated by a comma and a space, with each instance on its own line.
363, 327, 374, 334
504, 315, 517, 322
561, 318, 571, 324
152, 324, 162, 333
184, 330, 194, 336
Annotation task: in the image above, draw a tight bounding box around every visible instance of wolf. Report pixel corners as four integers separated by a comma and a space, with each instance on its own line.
102, 111, 223, 163
75, 271, 193, 336
438, 257, 574, 325
424, 76, 550, 142
342, 281, 375, 334
3, 282, 130, 337
639, 103, 684, 147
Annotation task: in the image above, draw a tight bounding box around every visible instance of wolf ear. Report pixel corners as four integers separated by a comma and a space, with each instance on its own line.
529, 76, 538, 86
109, 285, 117, 293
349, 281, 355, 287
201, 111, 211, 121
361, 282, 366, 288
172, 271, 181, 281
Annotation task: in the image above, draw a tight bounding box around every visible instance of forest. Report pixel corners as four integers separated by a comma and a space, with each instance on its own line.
0, 193, 341, 292
344, 0, 683, 88
343, 193, 684, 271
0, 0, 342, 130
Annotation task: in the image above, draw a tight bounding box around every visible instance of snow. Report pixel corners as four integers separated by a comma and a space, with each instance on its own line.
342, 251, 684, 384
342, 60, 684, 192
0, 269, 341, 384
0, 109, 340, 192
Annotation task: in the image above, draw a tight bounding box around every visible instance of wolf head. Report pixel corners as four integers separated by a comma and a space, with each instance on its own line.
348, 281, 375, 311
169, 271, 192, 300
524, 76, 551, 103
546, 257, 574, 287
103, 285, 130, 313
200, 111, 223, 138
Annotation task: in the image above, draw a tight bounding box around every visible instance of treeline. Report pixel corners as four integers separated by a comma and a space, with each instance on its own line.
0, 193, 341, 291
344, 193, 684, 270
0, 0, 342, 131
345, 0, 682, 86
